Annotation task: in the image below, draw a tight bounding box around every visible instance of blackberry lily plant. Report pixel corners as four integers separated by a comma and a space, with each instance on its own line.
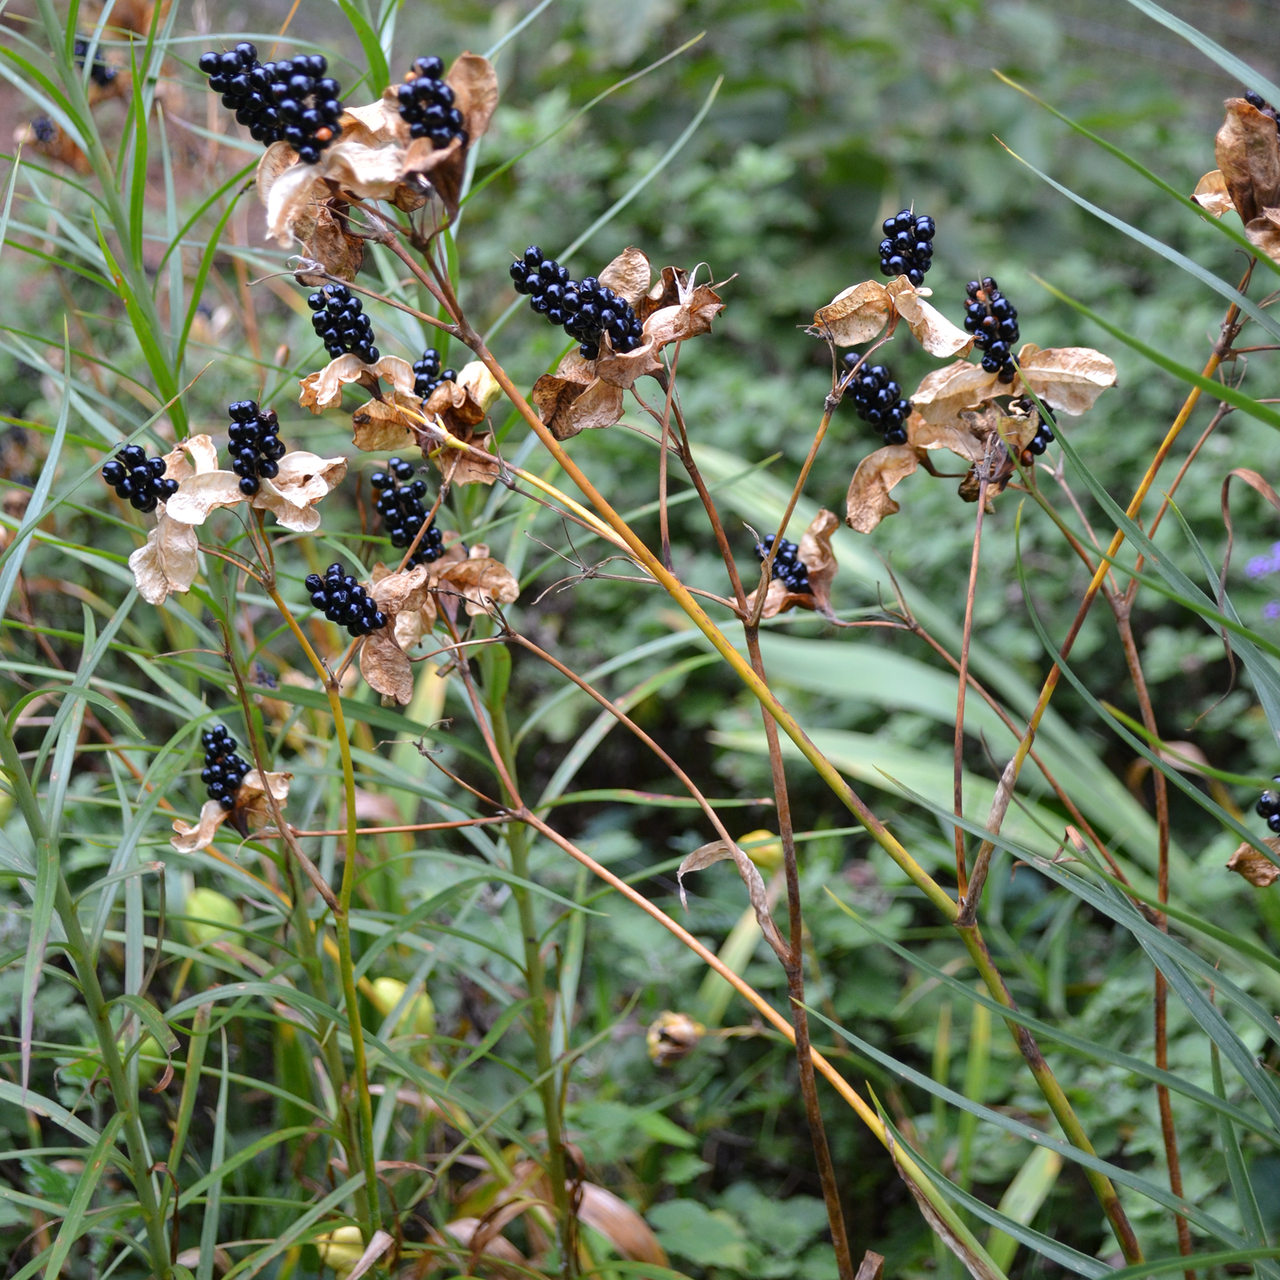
14, 10, 1280, 1280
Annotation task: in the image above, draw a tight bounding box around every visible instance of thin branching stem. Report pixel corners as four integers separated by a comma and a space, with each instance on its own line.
953, 477, 987, 898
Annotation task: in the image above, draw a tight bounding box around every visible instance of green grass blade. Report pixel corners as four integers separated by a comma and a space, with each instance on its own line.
1004, 142, 1280, 342
41, 1112, 126, 1280
1032, 274, 1280, 432
1124, 0, 1280, 101
985, 1147, 1062, 1272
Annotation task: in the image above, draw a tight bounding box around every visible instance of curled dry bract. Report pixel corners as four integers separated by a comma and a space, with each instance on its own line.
163, 432, 346, 534
812, 277, 973, 358
170, 770, 292, 852
845, 445, 921, 535
435, 546, 519, 618
529, 248, 725, 440
910, 344, 1117, 424
1195, 97, 1280, 262
259, 53, 499, 248
130, 508, 199, 605
1227, 839, 1280, 887
301, 354, 415, 413
744, 509, 840, 619
360, 565, 431, 706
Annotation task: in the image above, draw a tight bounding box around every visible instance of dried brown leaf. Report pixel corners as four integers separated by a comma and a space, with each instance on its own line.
170, 800, 227, 854
436, 429, 500, 486
360, 627, 415, 705
812, 280, 892, 347
129, 509, 199, 605
676, 838, 782, 953
300, 354, 414, 413
744, 510, 839, 617
255, 452, 348, 533
598, 246, 652, 306
887, 1134, 1003, 1280
577, 1184, 668, 1265
1192, 168, 1234, 218
886, 277, 974, 357
1013, 343, 1118, 415
530, 370, 626, 440
845, 445, 921, 534
907, 410, 988, 464
910, 360, 1000, 424
370, 564, 430, 615
1215, 97, 1280, 228
436, 553, 519, 617
237, 769, 293, 832
298, 203, 365, 284
351, 392, 421, 452
163, 471, 245, 526
1227, 839, 1280, 888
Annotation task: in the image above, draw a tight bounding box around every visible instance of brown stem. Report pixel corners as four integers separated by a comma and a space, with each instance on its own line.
656, 344, 683, 571
507, 630, 788, 959
960, 292, 1243, 924
1111, 596, 1193, 1273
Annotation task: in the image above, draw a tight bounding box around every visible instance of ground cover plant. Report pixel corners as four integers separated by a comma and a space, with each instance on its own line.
5, 1, 1280, 1278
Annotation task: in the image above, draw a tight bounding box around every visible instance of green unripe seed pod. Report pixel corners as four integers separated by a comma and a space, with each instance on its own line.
183, 887, 241, 945
370, 977, 435, 1036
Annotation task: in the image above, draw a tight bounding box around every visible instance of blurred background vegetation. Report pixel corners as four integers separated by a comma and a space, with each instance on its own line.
4, 0, 1280, 1275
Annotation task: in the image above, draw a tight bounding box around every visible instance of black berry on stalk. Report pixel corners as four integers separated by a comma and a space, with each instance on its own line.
1015, 396, 1056, 458
964, 278, 1020, 384
878, 209, 935, 287
307, 284, 379, 362
100, 443, 178, 513
224, 400, 287, 497
842, 356, 911, 445
31, 116, 57, 144
509, 246, 644, 360
74, 36, 116, 87
413, 349, 457, 399
371, 458, 446, 566
305, 563, 389, 637
198, 44, 343, 163
396, 56, 468, 149
754, 534, 812, 595
201, 725, 251, 811
1257, 784, 1280, 834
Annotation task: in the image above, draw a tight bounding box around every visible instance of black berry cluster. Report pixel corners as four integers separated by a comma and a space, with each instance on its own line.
198, 44, 343, 163
878, 210, 936, 286
31, 116, 57, 144
964, 278, 1020, 384
1258, 784, 1280, 833
305, 564, 389, 637
101, 444, 179, 513
413, 349, 456, 399
754, 534, 812, 595
1015, 397, 1056, 458
372, 459, 445, 565
74, 36, 116, 88
308, 284, 379, 362
509, 247, 644, 360
225, 400, 287, 496
842, 357, 911, 445
396, 56, 467, 149
201, 725, 251, 811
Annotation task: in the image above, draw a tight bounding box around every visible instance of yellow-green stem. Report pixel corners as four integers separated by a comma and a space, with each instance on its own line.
268, 584, 381, 1238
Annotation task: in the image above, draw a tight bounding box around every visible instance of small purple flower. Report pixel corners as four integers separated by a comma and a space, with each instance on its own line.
1264, 600, 1280, 620
1247, 542, 1280, 579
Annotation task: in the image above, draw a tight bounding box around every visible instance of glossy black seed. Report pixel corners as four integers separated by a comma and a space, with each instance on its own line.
397, 55, 466, 149
74, 35, 117, 87
965, 280, 1020, 384
101, 442, 172, 508
201, 725, 251, 806
512, 248, 644, 357
753, 534, 812, 595
413, 347, 458, 399
307, 571, 391, 637
200, 46, 342, 157
1270, 812, 1280, 834
307, 283, 378, 360
841, 357, 912, 444
878, 209, 936, 284
1258, 790, 1280, 818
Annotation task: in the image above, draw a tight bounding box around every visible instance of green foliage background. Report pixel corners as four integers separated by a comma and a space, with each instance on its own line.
4, 0, 1280, 1276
